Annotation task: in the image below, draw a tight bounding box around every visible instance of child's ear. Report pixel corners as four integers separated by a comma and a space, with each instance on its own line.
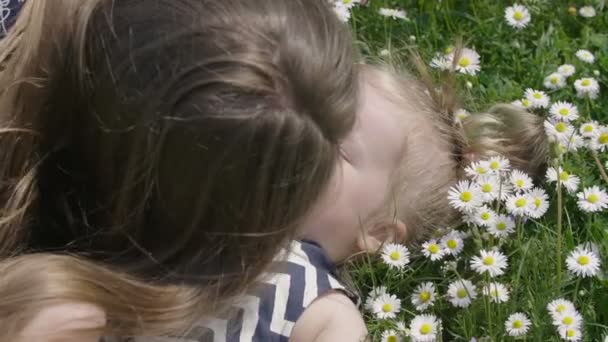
355, 220, 407, 254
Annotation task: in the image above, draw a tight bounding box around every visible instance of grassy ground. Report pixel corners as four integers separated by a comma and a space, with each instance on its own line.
344, 1, 608, 341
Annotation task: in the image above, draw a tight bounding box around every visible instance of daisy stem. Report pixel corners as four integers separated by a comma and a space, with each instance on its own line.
485, 273, 493, 338
555, 158, 563, 291
572, 278, 582, 303
591, 150, 608, 186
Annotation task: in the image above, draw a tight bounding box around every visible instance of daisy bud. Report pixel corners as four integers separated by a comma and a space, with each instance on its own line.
568, 6, 577, 16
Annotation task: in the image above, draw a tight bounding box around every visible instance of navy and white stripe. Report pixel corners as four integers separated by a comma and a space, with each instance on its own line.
0, 0, 24, 38
135, 240, 357, 342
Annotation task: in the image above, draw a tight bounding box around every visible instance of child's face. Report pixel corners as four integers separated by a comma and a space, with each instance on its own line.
300, 68, 458, 262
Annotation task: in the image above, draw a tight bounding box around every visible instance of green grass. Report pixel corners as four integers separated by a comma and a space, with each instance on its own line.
345, 1, 608, 341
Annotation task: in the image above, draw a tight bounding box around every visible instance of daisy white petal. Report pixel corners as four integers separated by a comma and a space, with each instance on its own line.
448, 180, 484, 213
553, 310, 583, 331
430, 53, 451, 71
559, 133, 585, 153
364, 286, 388, 312
332, 3, 351, 22
574, 77, 600, 99
505, 4, 531, 29
566, 248, 601, 278
549, 101, 579, 122
338, 0, 361, 9
557, 64, 576, 77
378, 7, 408, 20
547, 298, 576, 319
576, 186, 608, 212
509, 169, 533, 192
505, 313, 531, 337
373, 292, 402, 319
546, 167, 580, 194
544, 72, 567, 90
448, 48, 481, 76
484, 156, 511, 174
482, 282, 510, 303
524, 88, 550, 108
447, 279, 477, 308
588, 125, 608, 152
579, 121, 599, 138
411, 282, 437, 311
381, 329, 402, 342
470, 249, 508, 277
454, 108, 471, 124
579, 5, 596, 18
526, 187, 550, 218
409, 314, 439, 342
465, 161, 491, 179
558, 326, 583, 341
575, 49, 595, 64
487, 214, 516, 238
505, 193, 534, 216
381, 243, 410, 269
441, 231, 464, 256
422, 239, 446, 261
511, 98, 533, 110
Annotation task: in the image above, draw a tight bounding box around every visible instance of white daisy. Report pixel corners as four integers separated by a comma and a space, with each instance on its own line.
378, 8, 408, 20
549, 101, 579, 122
411, 282, 437, 311
588, 125, 608, 152
579, 121, 599, 138
381, 329, 402, 342
576, 186, 608, 212
527, 187, 550, 218
471, 249, 508, 277
488, 214, 516, 238
575, 49, 595, 64
553, 310, 583, 331
509, 169, 533, 192
546, 167, 580, 194
559, 133, 585, 153
557, 64, 576, 77
505, 4, 531, 29
505, 193, 534, 216
511, 98, 533, 110
381, 243, 410, 270
558, 326, 583, 341
373, 292, 402, 319
505, 312, 531, 337
476, 175, 513, 202
465, 161, 492, 179
364, 286, 388, 312
430, 53, 451, 71
484, 156, 511, 174
524, 88, 550, 109
566, 247, 601, 278
544, 72, 567, 90
449, 48, 481, 75
544, 119, 575, 142
409, 314, 439, 342
454, 108, 471, 124
579, 6, 597, 18
441, 231, 465, 256
447, 279, 477, 308
448, 180, 484, 213
482, 282, 510, 303
594, 69, 600, 76
547, 298, 576, 319
574, 77, 600, 99
422, 239, 446, 261
473, 205, 497, 227
332, 3, 351, 22
337, 0, 361, 8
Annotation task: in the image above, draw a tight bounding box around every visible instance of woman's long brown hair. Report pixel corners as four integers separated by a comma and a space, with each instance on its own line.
0, 0, 358, 338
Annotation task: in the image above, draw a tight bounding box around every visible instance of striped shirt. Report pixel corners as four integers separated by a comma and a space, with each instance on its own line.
0, 0, 23, 38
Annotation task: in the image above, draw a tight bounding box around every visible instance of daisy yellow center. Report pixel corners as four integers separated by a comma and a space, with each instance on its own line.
562, 316, 573, 325
584, 125, 594, 133
428, 244, 440, 254
490, 289, 499, 297
482, 184, 493, 193
567, 329, 576, 337
382, 303, 393, 313
419, 291, 431, 302
577, 255, 590, 265
533, 92, 542, 99
587, 194, 599, 204
390, 251, 401, 261
555, 122, 567, 133
458, 113, 467, 120
342, 0, 353, 4
550, 76, 558, 84
599, 133, 608, 144
515, 198, 527, 208
476, 166, 487, 174
387, 336, 397, 342
459, 57, 471, 68
568, 6, 577, 15
513, 11, 524, 20
456, 289, 468, 298
490, 161, 500, 169
460, 191, 473, 202
512, 320, 523, 329
559, 171, 570, 181
582, 79, 591, 87
483, 256, 494, 265
556, 304, 567, 313
534, 198, 542, 208
516, 179, 524, 188
496, 222, 507, 231
447, 239, 458, 249
419, 323, 432, 335
559, 108, 570, 116
445, 47, 454, 54
522, 99, 530, 106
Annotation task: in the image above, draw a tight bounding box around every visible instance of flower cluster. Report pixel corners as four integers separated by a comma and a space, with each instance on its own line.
547, 298, 584, 341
